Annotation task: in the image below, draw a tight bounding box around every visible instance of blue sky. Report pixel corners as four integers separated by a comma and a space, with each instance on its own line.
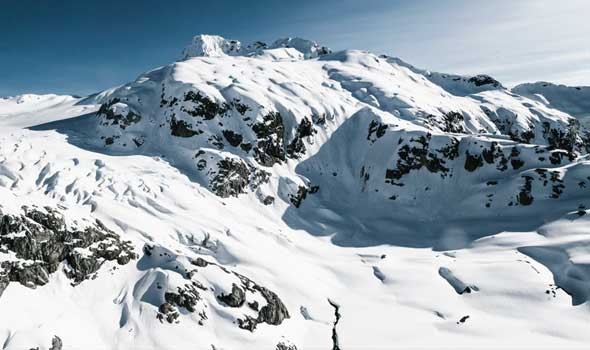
1, 0, 589, 96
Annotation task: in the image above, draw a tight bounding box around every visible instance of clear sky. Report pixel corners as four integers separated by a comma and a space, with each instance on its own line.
1, 0, 589, 96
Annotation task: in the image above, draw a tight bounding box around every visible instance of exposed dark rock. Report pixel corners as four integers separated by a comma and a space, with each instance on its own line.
144, 251, 289, 332
218, 283, 246, 307
165, 284, 201, 312
289, 186, 308, 208
255, 284, 290, 326
312, 113, 326, 125
543, 120, 585, 156
210, 158, 250, 197
253, 112, 286, 166
457, 315, 470, 324
233, 272, 290, 332
464, 151, 483, 172
222, 130, 244, 147
261, 196, 275, 205
367, 120, 387, 142
170, 116, 200, 137
328, 299, 341, 350
385, 134, 453, 185
517, 175, 534, 206
0, 206, 136, 297
183, 91, 229, 120
157, 302, 179, 323
97, 98, 141, 129
427, 112, 465, 133
287, 117, 316, 158
182, 91, 251, 120
276, 341, 298, 350
248, 301, 259, 311
191, 257, 209, 267
240, 143, 253, 152
468, 74, 501, 87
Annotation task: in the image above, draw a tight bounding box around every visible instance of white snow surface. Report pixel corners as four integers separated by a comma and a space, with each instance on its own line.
1, 35, 590, 349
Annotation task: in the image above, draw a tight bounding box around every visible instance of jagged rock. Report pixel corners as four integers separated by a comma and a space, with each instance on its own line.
289, 186, 308, 208
286, 117, 315, 158
385, 134, 452, 184
248, 301, 259, 311
170, 116, 200, 137
157, 302, 180, 323
165, 284, 201, 312
210, 158, 250, 197
217, 283, 246, 307
223, 130, 244, 147
464, 151, 483, 172
468, 74, 501, 87
232, 272, 290, 331
253, 111, 286, 166
182, 91, 251, 120
276, 340, 298, 350
183, 91, 229, 120
97, 98, 142, 129
255, 284, 290, 325
426, 112, 465, 133
367, 120, 387, 142
0, 206, 136, 296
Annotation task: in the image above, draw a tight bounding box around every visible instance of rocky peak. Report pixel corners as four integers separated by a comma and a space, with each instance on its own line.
180, 34, 331, 60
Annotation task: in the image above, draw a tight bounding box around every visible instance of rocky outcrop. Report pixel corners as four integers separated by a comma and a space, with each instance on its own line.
143, 245, 289, 331
210, 158, 251, 197
253, 112, 287, 166
218, 283, 246, 307
97, 98, 142, 130
0, 206, 136, 296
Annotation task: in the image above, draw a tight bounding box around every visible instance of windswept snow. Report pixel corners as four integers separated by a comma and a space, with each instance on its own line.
0, 94, 98, 128
1, 34, 590, 349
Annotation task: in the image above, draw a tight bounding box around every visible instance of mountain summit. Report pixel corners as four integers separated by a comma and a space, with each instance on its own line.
180, 34, 331, 60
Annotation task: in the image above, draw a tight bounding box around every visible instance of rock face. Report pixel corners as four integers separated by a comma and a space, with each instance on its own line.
0, 206, 136, 296
218, 283, 246, 307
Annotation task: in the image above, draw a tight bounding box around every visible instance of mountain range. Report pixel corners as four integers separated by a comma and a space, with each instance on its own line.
1, 34, 590, 349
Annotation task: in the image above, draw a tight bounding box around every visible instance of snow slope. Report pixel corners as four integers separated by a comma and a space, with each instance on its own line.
513, 82, 590, 126
0, 94, 98, 128
1, 35, 590, 349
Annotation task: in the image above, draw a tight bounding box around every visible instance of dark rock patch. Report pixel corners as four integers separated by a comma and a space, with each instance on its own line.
0, 206, 136, 297
218, 283, 246, 307
210, 158, 250, 198
222, 130, 244, 147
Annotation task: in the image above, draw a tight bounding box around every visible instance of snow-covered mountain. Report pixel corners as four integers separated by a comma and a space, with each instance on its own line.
1, 35, 590, 350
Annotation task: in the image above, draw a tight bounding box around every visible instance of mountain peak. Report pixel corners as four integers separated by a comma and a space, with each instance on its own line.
180, 34, 331, 60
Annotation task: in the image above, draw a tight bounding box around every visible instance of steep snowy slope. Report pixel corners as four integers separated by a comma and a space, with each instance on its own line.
1, 35, 590, 349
